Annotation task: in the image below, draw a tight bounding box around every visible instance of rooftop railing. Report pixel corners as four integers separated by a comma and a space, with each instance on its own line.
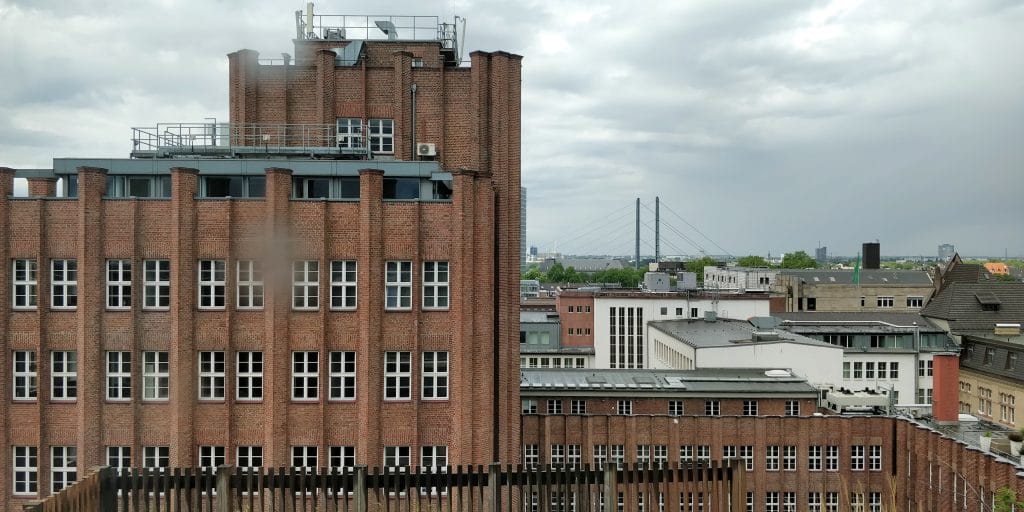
130, 122, 370, 158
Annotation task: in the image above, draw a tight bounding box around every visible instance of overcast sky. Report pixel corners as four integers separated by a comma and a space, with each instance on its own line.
2, 0, 1022, 258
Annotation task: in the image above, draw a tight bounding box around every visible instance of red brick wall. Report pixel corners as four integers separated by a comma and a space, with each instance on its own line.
555, 294, 595, 348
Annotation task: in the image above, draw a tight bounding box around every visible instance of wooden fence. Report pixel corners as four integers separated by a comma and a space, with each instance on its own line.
24, 460, 745, 512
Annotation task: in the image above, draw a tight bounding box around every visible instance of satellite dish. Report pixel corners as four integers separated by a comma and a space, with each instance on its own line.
749, 316, 782, 330
375, 20, 398, 40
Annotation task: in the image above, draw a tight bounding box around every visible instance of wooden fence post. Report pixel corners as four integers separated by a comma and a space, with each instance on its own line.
603, 462, 618, 512
355, 464, 368, 512
99, 466, 118, 512
216, 465, 234, 512
488, 463, 501, 512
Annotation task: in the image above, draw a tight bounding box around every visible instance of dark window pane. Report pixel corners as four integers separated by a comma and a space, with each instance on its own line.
248, 177, 266, 197
309, 179, 330, 198
129, 178, 151, 197
383, 178, 419, 200
338, 177, 359, 199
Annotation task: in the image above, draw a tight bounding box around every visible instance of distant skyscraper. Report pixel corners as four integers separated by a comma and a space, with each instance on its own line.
938, 243, 955, 261
815, 246, 827, 263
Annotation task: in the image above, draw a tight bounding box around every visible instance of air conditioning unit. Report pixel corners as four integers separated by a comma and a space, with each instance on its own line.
417, 143, 437, 157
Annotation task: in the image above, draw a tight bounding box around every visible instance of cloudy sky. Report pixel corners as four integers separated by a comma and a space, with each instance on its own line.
2, 0, 1022, 258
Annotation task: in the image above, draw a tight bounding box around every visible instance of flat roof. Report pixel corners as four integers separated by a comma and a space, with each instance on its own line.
520, 368, 818, 396
560, 290, 777, 301
649, 318, 835, 349
775, 312, 945, 333
15, 158, 442, 178
778, 269, 934, 286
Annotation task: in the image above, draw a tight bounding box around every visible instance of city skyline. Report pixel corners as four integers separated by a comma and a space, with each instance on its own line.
2, 0, 1022, 257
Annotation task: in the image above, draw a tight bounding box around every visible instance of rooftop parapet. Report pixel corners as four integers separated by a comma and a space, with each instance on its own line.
130, 121, 372, 159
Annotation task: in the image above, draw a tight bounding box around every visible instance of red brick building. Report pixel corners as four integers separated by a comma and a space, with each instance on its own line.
0, 14, 520, 507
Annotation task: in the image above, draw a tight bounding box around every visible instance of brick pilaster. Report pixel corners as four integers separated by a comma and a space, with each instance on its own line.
358, 168, 384, 464
316, 49, 336, 127
263, 167, 292, 465
76, 166, 107, 470
0, 167, 14, 508
169, 167, 199, 466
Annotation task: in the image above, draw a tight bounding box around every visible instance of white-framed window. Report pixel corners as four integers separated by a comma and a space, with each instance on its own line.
238, 446, 263, 471
384, 351, 411, 400
199, 446, 225, 471
696, 445, 711, 462
422, 261, 449, 310
422, 351, 449, 400
617, 400, 633, 415
143, 446, 169, 473
236, 260, 264, 310
107, 446, 131, 475
669, 400, 683, 416
522, 399, 537, 414
739, 445, 753, 471
592, 445, 606, 468
546, 399, 562, 414
291, 446, 318, 473
782, 445, 796, 471
825, 445, 839, 471
50, 259, 77, 310
765, 491, 779, 512
51, 351, 77, 401
851, 445, 865, 471
570, 399, 587, 414
330, 446, 355, 470
782, 492, 796, 512
550, 444, 565, 466
329, 351, 356, 400
336, 118, 363, 149
907, 296, 924, 308
825, 492, 839, 512
636, 445, 650, 467
385, 261, 412, 310
524, 444, 539, 468
653, 445, 668, 467
198, 351, 226, 400
808, 492, 821, 512
237, 351, 263, 401
13, 446, 38, 495
610, 445, 624, 469
876, 296, 894, 308
143, 259, 170, 310
142, 351, 169, 401
106, 259, 132, 309
291, 351, 319, 401
849, 493, 864, 512
292, 260, 319, 310
566, 445, 582, 469
705, 400, 720, 416
680, 445, 693, 461
13, 350, 37, 401
368, 118, 394, 154
742, 400, 758, 416
723, 445, 737, 462
765, 446, 780, 471
868, 445, 882, 471
106, 351, 131, 400
13, 259, 38, 309
330, 260, 357, 310
919, 359, 933, 377
384, 446, 410, 470
808, 445, 822, 471
868, 492, 882, 512
198, 259, 226, 309
785, 400, 800, 416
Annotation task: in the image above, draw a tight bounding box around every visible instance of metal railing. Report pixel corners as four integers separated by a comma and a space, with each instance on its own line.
296, 14, 450, 44
131, 122, 370, 157
24, 461, 745, 512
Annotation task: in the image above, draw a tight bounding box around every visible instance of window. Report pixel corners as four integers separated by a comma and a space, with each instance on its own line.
1008, 352, 1019, 370
422, 261, 449, 309
878, 361, 888, 379
907, 296, 924, 308
868, 492, 882, 512
13, 446, 38, 495
292, 446, 318, 473
739, 446, 753, 471
383, 446, 410, 470
199, 446, 225, 471
783, 446, 796, 471
13, 259, 38, 309
143, 446, 169, 473
765, 446, 779, 471
142, 260, 169, 310
547, 399, 563, 414
690, 307, 698, 318
853, 362, 863, 379
238, 446, 263, 471
522, 399, 538, 414
669, 400, 684, 416
330, 261, 357, 310
198, 260, 226, 309
851, 445, 865, 471
383, 178, 421, 199
808, 492, 821, 512
984, 348, 995, 365
705, 400, 720, 416
659, 307, 668, 315
237, 351, 263, 400
384, 351, 411, 400
617, 400, 633, 415
330, 446, 355, 470
746, 492, 754, 512
592, 445, 606, 468
106, 175, 171, 198
143, 351, 169, 400
876, 296, 894, 308
236, 260, 264, 309
420, 445, 447, 477
782, 492, 796, 512
106, 351, 131, 400
524, 445, 539, 468
824, 334, 852, 347
825, 492, 839, 512
51, 351, 77, 401
385, 261, 412, 310
336, 118, 363, 148
765, 491, 779, 512
696, 445, 710, 462
198, 351, 226, 400
368, 119, 394, 154
636, 445, 650, 467
653, 445, 668, 467
550, 444, 565, 466
868, 445, 882, 471
291, 351, 319, 401
806, 297, 817, 311
570, 399, 587, 414
825, 445, 838, 471
890, 362, 899, 379
843, 362, 850, 379
51, 259, 77, 310
292, 260, 319, 310
610, 445, 625, 469
784, 400, 799, 416
743, 400, 758, 416
13, 351, 37, 401
293, 177, 331, 198
201, 176, 265, 198
865, 361, 875, 378
422, 351, 449, 400
107, 447, 131, 475
849, 493, 864, 512
329, 351, 356, 400
106, 259, 131, 309
808, 445, 822, 471
919, 359, 933, 377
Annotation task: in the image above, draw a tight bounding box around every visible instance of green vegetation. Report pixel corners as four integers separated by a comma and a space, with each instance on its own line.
685, 256, 718, 284
779, 250, 818, 269
995, 487, 1024, 512
736, 255, 769, 267
521, 264, 648, 287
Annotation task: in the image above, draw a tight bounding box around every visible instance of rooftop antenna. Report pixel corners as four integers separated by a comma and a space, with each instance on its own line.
375, 20, 398, 40
306, 2, 316, 39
